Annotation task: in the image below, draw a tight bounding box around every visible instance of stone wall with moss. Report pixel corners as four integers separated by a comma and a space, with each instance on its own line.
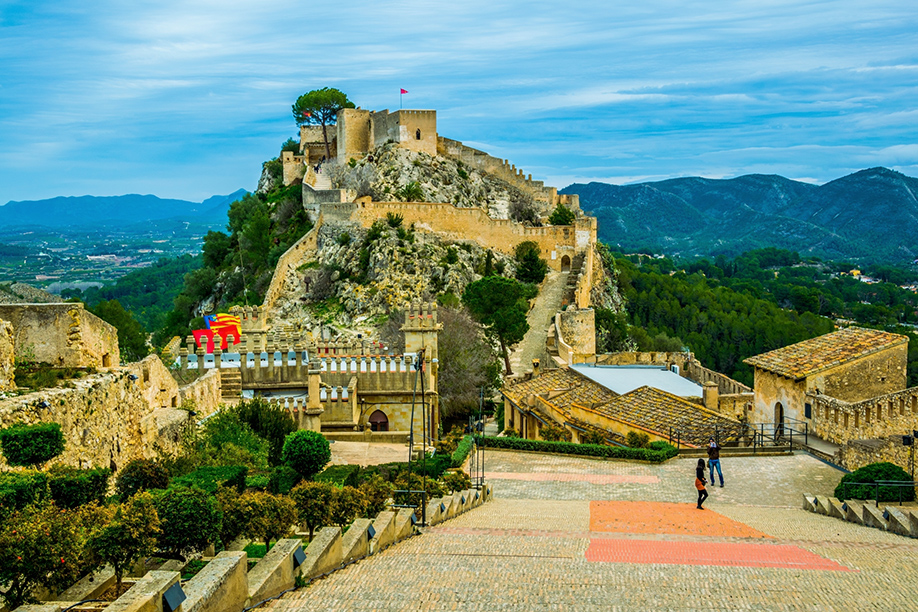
0, 303, 119, 368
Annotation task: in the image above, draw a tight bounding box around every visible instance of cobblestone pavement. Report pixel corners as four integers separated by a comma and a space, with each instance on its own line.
268, 450, 918, 611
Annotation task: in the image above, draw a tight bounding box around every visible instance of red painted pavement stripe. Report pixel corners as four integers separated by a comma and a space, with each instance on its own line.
484, 472, 658, 484
584, 538, 852, 571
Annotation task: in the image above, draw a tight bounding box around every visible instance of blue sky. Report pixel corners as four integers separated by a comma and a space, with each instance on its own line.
1, 0, 916, 203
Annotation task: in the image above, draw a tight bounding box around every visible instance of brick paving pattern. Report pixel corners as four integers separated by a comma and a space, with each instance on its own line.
267, 450, 918, 611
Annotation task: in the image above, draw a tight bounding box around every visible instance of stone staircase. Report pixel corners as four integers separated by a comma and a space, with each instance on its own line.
220, 368, 242, 404
802, 493, 918, 538
313, 171, 332, 190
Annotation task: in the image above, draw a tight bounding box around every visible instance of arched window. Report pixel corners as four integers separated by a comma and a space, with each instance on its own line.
416, 128, 421, 140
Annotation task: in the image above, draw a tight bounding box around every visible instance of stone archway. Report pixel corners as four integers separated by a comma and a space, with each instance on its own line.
561, 255, 571, 272
369, 409, 389, 432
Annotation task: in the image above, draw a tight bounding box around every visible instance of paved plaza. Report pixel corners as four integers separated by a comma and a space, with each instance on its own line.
268, 450, 918, 611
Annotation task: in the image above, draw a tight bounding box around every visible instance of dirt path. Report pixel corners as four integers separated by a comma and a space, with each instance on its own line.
508, 270, 568, 375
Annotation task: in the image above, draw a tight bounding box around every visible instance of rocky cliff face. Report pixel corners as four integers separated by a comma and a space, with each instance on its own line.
270, 220, 517, 339
0, 318, 14, 392
327, 143, 547, 221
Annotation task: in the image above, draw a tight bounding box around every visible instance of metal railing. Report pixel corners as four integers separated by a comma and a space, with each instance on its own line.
842, 480, 918, 507
391, 489, 428, 525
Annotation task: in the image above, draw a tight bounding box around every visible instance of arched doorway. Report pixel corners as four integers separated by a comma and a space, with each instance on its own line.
368, 410, 389, 432
561, 255, 571, 272
774, 402, 784, 440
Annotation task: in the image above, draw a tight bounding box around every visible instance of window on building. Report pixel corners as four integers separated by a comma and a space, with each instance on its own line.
416, 128, 421, 140
804, 403, 812, 419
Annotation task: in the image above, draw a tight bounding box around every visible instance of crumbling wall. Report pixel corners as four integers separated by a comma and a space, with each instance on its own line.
0, 318, 13, 392
0, 303, 119, 368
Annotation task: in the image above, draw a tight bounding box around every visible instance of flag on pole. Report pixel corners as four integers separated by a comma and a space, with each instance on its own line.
400, 89, 408, 94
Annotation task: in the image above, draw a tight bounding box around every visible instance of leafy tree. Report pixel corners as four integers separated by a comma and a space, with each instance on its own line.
231, 398, 296, 466
514, 241, 548, 284
330, 486, 367, 527
91, 299, 149, 363
442, 470, 472, 493
289, 480, 337, 540
359, 474, 393, 517
435, 307, 502, 420
291, 87, 356, 160
153, 486, 222, 561
201, 410, 270, 470
282, 430, 331, 480
835, 462, 915, 502
89, 492, 160, 595
215, 486, 248, 548
48, 466, 111, 509
0, 503, 98, 609
202, 231, 232, 269
462, 276, 536, 375
239, 491, 298, 549
0, 471, 49, 516
0, 422, 64, 468
116, 458, 170, 499
547, 203, 575, 225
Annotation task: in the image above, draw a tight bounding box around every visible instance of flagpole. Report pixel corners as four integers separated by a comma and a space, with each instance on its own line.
400, 91, 403, 109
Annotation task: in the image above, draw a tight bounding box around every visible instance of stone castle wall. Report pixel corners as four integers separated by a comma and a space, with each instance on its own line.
0, 303, 119, 368
0, 318, 13, 391
815, 344, 907, 403
0, 355, 222, 472
836, 436, 914, 473
809, 386, 918, 446
320, 200, 595, 271
262, 224, 320, 313
437, 136, 580, 210
281, 151, 307, 185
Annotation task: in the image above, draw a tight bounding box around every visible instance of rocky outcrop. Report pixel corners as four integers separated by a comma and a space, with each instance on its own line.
0, 318, 14, 392
270, 220, 515, 336
327, 143, 546, 221
0, 282, 59, 305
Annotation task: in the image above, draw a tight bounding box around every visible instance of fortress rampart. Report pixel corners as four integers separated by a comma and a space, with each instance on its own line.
320, 200, 596, 271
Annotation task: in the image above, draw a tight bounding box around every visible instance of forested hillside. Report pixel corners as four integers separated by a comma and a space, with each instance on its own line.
604, 247, 918, 387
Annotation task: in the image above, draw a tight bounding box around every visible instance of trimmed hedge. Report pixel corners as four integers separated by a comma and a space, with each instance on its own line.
479, 436, 678, 463
451, 435, 475, 467
316, 455, 452, 488
268, 465, 301, 494
316, 464, 360, 487
0, 470, 49, 514
0, 422, 65, 467
48, 466, 111, 508
834, 462, 915, 502
173, 466, 248, 494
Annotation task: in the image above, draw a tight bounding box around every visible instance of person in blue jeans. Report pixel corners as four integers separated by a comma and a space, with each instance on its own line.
707, 438, 724, 487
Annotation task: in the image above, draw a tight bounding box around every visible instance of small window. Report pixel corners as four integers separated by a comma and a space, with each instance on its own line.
416, 128, 421, 140
804, 403, 811, 419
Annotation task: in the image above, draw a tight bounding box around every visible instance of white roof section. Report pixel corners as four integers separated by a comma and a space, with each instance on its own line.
571, 364, 704, 397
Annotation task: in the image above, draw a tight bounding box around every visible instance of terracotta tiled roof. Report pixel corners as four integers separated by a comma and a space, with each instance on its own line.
503, 368, 581, 401
743, 327, 907, 380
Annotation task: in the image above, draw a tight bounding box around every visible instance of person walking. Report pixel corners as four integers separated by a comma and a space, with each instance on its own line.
695, 458, 709, 509
707, 437, 724, 487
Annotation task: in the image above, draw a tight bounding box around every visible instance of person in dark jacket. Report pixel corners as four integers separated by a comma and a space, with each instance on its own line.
707, 438, 724, 487
695, 458, 708, 509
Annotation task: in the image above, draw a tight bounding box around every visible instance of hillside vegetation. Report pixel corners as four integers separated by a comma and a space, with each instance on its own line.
568, 167, 918, 265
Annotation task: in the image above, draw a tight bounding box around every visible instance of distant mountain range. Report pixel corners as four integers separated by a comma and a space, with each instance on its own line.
563, 167, 918, 264
0, 189, 248, 229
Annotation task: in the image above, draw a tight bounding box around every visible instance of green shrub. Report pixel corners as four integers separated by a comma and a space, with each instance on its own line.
386, 212, 404, 228
337, 232, 351, 246
548, 203, 576, 226
835, 462, 915, 502
396, 181, 424, 202
451, 435, 475, 468
0, 470, 49, 515
116, 458, 170, 499
393, 472, 445, 510
331, 486, 367, 527
359, 474, 393, 516
230, 398, 296, 466
0, 422, 65, 467
626, 431, 651, 448
502, 429, 519, 438
268, 465, 302, 494
154, 486, 223, 559
48, 466, 111, 509
202, 410, 270, 470
245, 475, 270, 490
442, 470, 472, 493
290, 480, 337, 540
316, 464, 360, 487
479, 436, 678, 463
172, 466, 248, 494
457, 168, 469, 180
580, 430, 607, 445
282, 430, 331, 480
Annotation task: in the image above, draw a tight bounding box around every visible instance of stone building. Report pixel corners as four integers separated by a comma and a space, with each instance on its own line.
0, 303, 120, 368
743, 327, 908, 429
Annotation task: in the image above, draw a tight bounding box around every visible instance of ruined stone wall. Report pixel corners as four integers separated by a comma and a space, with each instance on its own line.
836, 436, 914, 473
809, 387, 918, 446
0, 303, 119, 368
595, 351, 692, 368
0, 318, 13, 391
683, 360, 751, 395
261, 224, 320, 313
813, 344, 907, 403
717, 393, 755, 420
556, 310, 596, 364
179, 368, 222, 413
320, 200, 593, 271
302, 183, 357, 221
